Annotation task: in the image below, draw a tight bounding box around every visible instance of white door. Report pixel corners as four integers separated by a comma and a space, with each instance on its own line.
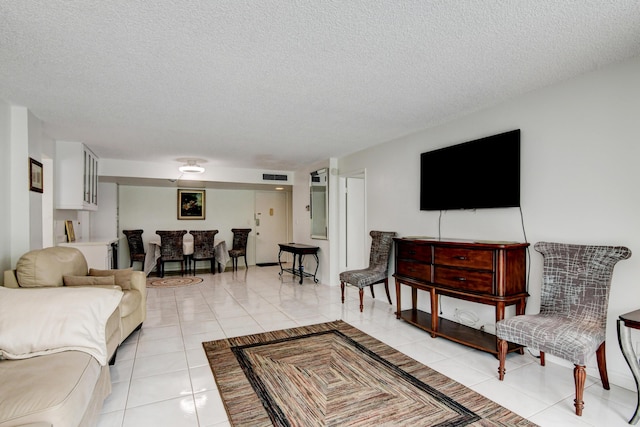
255, 191, 288, 264
339, 172, 367, 272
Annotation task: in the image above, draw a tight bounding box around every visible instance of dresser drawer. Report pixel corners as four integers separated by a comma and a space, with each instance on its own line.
397, 243, 432, 262
434, 247, 494, 270
434, 266, 494, 294
396, 261, 431, 281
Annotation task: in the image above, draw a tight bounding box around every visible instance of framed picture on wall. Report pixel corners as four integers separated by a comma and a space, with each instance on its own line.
29, 158, 43, 193
178, 189, 206, 220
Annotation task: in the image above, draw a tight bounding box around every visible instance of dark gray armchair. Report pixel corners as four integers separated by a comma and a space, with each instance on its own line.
340, 230, 397, 312
496, 241, 631, 416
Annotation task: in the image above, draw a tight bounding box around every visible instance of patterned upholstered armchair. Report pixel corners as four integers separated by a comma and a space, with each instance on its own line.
496, 241, 631, 416
229, 228, 251, 271
190, 230, 219, 275
155, 230, 187, 277
340, 230, 397, 312
123, 229, 145, 270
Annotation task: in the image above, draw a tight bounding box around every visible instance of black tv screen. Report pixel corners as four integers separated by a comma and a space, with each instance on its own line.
420, 130, 520, 211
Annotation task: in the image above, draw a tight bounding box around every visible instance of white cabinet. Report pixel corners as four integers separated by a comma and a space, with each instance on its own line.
59, 240, 118, 270
55, 141, 99, 211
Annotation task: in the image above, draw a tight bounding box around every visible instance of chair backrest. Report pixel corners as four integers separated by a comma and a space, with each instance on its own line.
190, 230, 219, 258
368, 230, 397, 273
123, 229, 145, 256
231, 228, 251, 253
535, 241, 631, 326
155, 230, 187, 260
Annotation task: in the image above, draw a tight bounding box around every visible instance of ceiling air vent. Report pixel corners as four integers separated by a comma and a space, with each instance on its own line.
262, 174, 288, 181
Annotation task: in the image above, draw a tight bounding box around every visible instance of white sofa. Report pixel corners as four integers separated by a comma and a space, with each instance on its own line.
0, 247, 147, 426
3, 246, 147, 344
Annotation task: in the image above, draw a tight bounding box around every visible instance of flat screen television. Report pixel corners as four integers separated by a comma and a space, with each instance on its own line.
420, 129, 520, 211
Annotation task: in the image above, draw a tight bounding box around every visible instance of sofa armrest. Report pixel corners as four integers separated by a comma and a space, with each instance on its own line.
3, 270, 19, 288
129, 271, 147, 320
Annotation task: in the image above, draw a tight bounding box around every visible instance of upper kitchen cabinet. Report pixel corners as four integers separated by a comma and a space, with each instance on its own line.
55, 141, 99, 211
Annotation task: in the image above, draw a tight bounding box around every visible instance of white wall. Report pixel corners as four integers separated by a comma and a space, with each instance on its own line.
325, 55, 640, 390
91, 182, 119, 240
0, 99, 11, 276
118, 185, 258, 271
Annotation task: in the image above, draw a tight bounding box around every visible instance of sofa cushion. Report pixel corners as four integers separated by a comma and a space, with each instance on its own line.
0, 351, 102, 427
0, 287, 122, 365
119, 289, 142, 317
16, 247, 88, 288
63, 275, 116, 287
89, 268, 133, 290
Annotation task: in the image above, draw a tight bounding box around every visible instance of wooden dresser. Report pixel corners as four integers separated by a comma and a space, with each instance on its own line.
393, 237, 529, 355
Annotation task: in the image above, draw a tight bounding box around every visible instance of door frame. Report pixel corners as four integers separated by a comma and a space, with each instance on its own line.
338, 169, 367, 274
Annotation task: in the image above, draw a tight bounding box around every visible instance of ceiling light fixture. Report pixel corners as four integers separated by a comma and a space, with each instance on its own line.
178, 160, 205, 174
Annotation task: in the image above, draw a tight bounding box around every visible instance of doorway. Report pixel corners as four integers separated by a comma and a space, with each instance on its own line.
339, 171, 366, 273
254, 191, 289, 265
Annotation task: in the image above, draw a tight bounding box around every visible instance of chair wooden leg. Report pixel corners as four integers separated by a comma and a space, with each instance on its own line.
369, 284, 375, 298
596, 342, 610, 389
359, 288, 364, 312
540, 351, 545, 366
384, 278, 392, 304
498, 339, 507, 380
340, 281, 345, 304
574, 365, 586, 416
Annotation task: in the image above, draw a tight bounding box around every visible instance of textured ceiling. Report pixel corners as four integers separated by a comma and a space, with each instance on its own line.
2, 1, 640, 171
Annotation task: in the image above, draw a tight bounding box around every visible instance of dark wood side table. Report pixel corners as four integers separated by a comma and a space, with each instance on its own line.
618, 309, 640, 424
278, 243, 319, 284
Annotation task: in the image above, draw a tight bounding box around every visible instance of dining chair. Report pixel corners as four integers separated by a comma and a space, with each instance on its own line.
155, 230, 187, 277
123, 229, 146, 270
189, 230, 219, 275
496, 241, 631, 416
340, 230, 397, 312
229, 228, 251, 271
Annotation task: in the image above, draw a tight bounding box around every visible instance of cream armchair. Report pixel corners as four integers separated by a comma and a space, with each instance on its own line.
3, 246, 146, 344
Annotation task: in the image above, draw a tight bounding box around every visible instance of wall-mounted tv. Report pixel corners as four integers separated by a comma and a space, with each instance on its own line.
420, 129, 520, 211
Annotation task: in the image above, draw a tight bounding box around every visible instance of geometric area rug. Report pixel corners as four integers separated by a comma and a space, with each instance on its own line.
202, 320, 537, 426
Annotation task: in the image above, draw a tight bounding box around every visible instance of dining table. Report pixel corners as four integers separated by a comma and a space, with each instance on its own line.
143, 235, 229, 276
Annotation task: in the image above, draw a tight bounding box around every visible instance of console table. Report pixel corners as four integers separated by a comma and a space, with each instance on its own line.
278, 243, 319, 284
618, 309, 640, 424
393, 237, 529, 355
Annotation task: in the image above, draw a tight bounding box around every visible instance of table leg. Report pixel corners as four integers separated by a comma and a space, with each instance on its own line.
298, 254, 304, 285
312, 253, 319, 283
278, 248, 284, 277
618, 319, 640, 424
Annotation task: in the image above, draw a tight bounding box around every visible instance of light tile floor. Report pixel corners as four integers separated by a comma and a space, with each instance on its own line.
97, 266, 637, 426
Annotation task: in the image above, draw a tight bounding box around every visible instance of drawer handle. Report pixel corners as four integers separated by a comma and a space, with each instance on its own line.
409, 250, 416, 255
455, 277, 467, 281
455, 256, 467, 260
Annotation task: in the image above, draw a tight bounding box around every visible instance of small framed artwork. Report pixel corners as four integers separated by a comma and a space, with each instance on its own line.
65, 220, 76, 242
178, 189, 206, 220
29, 158, 43, 193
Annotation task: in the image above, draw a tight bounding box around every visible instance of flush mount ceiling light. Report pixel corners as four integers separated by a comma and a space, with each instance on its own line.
178, 160, 205, 174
